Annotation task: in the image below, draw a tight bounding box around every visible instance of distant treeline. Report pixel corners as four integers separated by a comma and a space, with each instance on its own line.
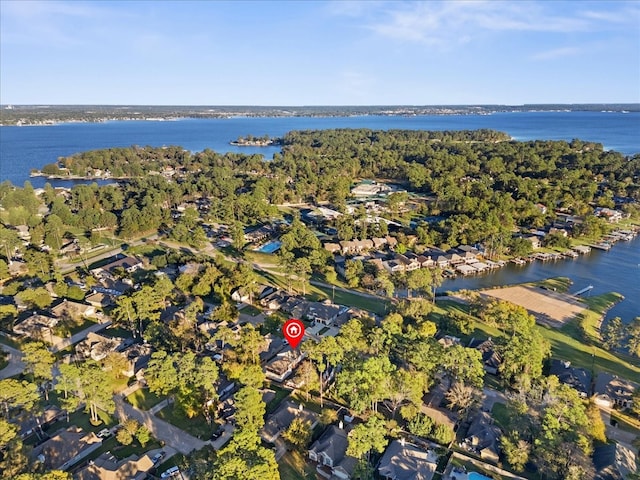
1, 103, 639, 125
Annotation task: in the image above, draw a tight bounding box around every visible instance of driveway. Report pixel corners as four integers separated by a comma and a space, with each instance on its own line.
50, 319, 112, 353
0, 344, 26, 379
114, 396, 206, 455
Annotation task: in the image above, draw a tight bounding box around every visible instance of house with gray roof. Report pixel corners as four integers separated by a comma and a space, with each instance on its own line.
462, 411, 501, 464
261, 400, 318, 444
549, 359, 591, 397
378, 439, 437, 480
594, 442, 638, 480
309, 425, 357, 479
594, 372, 637, 409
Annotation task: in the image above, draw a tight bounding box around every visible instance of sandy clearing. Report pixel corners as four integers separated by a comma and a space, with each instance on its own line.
481, 285, 586, 326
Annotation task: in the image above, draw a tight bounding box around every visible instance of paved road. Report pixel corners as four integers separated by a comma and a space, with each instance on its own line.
114, 396, 206, 455
0, 343, 26, 379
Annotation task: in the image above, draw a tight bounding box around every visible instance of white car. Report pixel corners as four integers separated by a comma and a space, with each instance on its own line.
161, 466, 180, 478
96, 428, 111, 438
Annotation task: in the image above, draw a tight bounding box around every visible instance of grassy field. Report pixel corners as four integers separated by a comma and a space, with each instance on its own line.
435, 294, 640, 383
126, 388, 164, 411
311, 284, 391, 316
155, 404, 214, 440
278, 449, 317, 480
491, 403, 510, 430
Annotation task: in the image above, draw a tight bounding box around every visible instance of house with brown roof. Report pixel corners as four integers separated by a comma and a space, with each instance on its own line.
378, 439, 438, 480
31, 426, 102, 471
75, 451, 154, 480
50, 299, 96, 320
13, 313, 59, 343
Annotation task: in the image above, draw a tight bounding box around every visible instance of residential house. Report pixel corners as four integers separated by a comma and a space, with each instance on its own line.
396, 254, 420, 271
261, 400, 318, 444
383, 260, 405, 274
265, 347, 306, 383
593, 442, 638, 480
378, 439, 438, 480
31, 426, 102, 471
308, 425, 358, 480
50, 299, 96, 321
438, 335, 461, 348
15, 225, 31, 241
524, 235, 541, 249
462, 411, 501, 464
306, 301, 346, 326
75, 332, 124, 362
385, 235, 398, 249
324, 243, 342, 254
91, 255, 142, 277
435, 256, 450, 268
447, 253, 464, 265
595, 207, 625, 223
417, 255, 435, 268
121, 342, 153, 378
594, 373, 636, 409
75, 451, 154, 480
85, 292, 114, 309
549, 360, 592, 398
13, 313, 59, 343
372, 237, 388, 249
469, 338, 502, 375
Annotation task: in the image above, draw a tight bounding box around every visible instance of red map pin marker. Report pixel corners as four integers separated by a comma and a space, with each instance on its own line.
283, 318, 305, 349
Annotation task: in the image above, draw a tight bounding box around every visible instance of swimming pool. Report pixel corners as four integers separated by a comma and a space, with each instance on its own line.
468, 472, 493, 480
255, 241, 281, 253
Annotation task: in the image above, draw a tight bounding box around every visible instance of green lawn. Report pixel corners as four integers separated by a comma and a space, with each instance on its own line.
126, 388, 164, 411
532, 277, 573, 293
155, 404, 215, 440
266, 385, 293, 414
437, 288, 640, 383
491, 403, 510, 430
310, 285, 391, 316
240, 304, 262, 316
278, 449, 316, 480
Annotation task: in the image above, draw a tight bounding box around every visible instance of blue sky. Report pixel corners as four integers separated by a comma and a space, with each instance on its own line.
1, 0, 639, 105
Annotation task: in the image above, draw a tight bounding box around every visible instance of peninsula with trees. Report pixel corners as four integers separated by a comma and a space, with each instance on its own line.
1, 128, 640, 480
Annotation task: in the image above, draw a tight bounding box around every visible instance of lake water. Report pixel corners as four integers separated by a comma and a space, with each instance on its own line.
0, 111, 638, 320
441, 235, 640, 322
1, 111, 638, 188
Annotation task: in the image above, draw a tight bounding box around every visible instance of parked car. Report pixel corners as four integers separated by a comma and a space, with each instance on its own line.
211, 429, 223, 441
152, 451, 166, 464
96, 428, 111, 439
161, 466, 180, 478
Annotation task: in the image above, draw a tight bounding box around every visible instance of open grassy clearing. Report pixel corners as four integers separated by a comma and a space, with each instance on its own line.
435, 294, 640, 383
155, 404, 214, 440
126, 388, 164, 411
278, 449, 317, 480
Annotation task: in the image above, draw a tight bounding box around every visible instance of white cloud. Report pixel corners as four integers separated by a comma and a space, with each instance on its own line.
531, 46, 581, 61
345, 0, 638, 45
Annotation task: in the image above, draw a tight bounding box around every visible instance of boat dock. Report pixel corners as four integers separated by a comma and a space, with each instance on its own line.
590, 242, 612, 251
574, 285, 594, 296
